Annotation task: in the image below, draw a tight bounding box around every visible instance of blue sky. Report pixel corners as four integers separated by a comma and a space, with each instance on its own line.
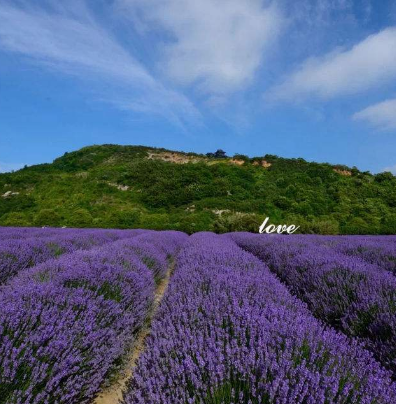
1, 0, 396, 174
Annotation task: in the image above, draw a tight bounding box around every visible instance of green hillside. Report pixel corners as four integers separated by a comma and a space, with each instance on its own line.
1, 144, 395, 234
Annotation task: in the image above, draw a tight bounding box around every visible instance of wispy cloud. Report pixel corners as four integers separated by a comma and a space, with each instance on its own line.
353, 98, 396, 131
0, 1, 201, 128
266, 27, 396, 102
118, 0, 283, 97
383, 164, 396, 174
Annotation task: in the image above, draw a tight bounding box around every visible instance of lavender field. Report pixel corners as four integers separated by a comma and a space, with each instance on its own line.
1, 228, 396, 403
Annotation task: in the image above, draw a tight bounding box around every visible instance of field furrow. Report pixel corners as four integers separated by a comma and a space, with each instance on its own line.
94, 259, 175, 404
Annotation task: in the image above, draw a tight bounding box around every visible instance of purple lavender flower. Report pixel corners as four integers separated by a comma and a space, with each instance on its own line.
231, 233, 396, 376
0, 228, 144, 285
0, 230, 187, 403
124, 233, 396, 404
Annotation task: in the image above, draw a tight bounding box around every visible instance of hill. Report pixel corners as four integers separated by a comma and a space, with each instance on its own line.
1, 144, 395, 234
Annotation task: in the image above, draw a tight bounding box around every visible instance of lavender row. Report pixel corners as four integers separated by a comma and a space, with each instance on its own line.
231, 233, 396, 376
0, 231, 187, 404
0, 228, 144, 285
123, 233, 396, 404
309, 235, 396, 276
0, 226, 148, 240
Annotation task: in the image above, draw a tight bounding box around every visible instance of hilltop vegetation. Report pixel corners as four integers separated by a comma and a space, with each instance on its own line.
1, 144, 395, 234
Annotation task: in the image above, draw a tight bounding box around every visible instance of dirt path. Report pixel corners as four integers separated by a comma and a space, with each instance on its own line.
94, 261, 175, 404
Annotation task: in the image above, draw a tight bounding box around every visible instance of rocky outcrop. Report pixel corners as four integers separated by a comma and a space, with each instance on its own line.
107, 183, 130, 191
2, 191, 19, 198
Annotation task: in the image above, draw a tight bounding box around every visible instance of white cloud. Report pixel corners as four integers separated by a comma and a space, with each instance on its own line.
118, 0, 282, 95
353, 98, 396, 131
0, 1, 201, 128
267, 27, 396, 102
0, 162, 24, 173
383, 164, 396, 174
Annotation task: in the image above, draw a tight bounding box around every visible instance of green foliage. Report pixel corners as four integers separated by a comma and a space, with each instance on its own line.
139, 214, 170, 230
176, 212, 214, 234
213, 213, 262, 233
0, 144, 395, 234
68, 209, 93, 227
34, 209, 62, 227
380, 214, 396, 235
232, 154, 249, 161
0, 212, 31, 227
342, 217, 374, 235
309, 219, 340, 235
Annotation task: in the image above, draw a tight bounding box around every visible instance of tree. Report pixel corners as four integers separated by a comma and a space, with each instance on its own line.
1, 212, 31, 227
213, 213, 261, 233
112, 209, 141, 229
342, 217, 372, 235
139, 214, 170, 230
311, 219, 340, 235
233, 154, 249, 161
177, 212, 213, 234
214, 149, 227, 158
34, 209, 62, 227
375, 172, 394, 183
380, 214, 396, 234
69, 208, 93, 227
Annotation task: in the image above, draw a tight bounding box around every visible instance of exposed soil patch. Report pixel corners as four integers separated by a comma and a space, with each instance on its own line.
333, 168, 352, 176
253, 160, 272, 168
147, 152, 246, 167
229, 159, 245, 166
93, 260, 175, 404
147, 151, 205, 164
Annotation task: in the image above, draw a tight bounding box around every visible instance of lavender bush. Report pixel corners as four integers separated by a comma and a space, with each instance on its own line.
0, 226, 143, 240
124, 233, 396, 404
2, 228, 396, 402
312, 235, 396, 275
231, 233, 396, 375
0, 230, 186, 403
0, 228, 142, 285
114, 231, 187, 282
0, 283, 126, 403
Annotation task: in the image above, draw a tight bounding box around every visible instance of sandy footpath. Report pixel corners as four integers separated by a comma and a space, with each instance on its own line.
94, 260, 175, 404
